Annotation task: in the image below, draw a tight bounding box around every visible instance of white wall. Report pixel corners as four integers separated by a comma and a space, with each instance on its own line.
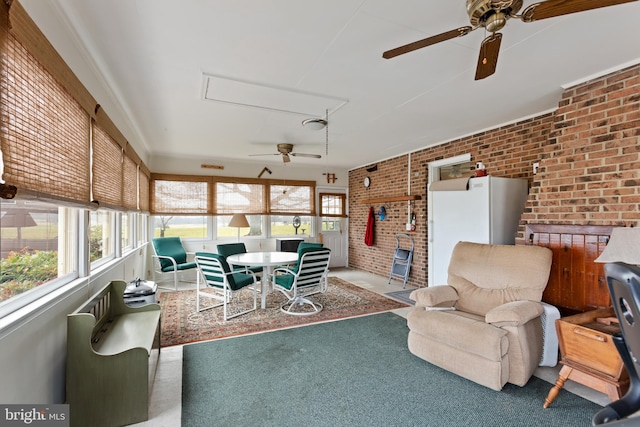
0, 245, 149, 404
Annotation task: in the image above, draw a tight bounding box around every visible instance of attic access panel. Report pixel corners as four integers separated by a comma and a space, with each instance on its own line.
201, 73, 348, 117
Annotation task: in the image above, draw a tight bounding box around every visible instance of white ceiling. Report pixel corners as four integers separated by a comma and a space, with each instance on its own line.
20, 0, 640, 170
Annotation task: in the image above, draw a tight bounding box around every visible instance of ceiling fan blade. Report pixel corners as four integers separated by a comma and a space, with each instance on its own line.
282, 153, 291, 163
383, 26, 473, 59
521, 0, 638, 22
475, 33, 502, 80
290, 153, 322, 159
248, 153, 279, 157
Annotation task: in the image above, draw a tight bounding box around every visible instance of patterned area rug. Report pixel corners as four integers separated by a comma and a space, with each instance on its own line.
159, 276, 408, 346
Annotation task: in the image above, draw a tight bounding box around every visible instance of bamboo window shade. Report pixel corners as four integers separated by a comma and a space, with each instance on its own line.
149, 173, 316, 216
151, 178, 210, 215
270, 184, 315, 215
91, 123, 124, 209
123, 155, 137, 211
0, 25, 91, 205
216, 182, 264, 215
1, 1, 151, 210
138, 168, 150, 212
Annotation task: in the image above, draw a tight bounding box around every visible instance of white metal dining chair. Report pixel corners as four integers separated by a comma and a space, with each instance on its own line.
194, 252, 258, 321
271, 248, 331, 316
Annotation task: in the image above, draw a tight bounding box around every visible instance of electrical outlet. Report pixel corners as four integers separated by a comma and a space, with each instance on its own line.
533, 162, 540, 175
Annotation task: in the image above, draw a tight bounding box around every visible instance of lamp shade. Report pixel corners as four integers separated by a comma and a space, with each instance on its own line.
0, 210, 37, 228
228, 213, 250, 228
595, 227, 640, 265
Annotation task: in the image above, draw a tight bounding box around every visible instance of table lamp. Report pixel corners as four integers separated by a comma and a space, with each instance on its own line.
595, 227, 640, 266
228, 214, 250, 242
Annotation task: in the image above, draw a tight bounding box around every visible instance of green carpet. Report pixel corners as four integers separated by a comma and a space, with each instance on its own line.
182, 312, 601, 426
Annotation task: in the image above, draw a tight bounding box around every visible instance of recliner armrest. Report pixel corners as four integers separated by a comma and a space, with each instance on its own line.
410, 286, 459, 308
485, 301, 543, 327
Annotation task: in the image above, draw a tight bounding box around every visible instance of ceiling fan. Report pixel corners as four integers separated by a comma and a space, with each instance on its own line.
383, 0, 638, 80
249, 143, 322, 163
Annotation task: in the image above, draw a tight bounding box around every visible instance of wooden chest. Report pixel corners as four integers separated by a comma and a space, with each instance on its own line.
556, 307, 626, 381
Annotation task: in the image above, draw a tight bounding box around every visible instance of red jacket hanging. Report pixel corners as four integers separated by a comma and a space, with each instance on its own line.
364, 206, 375, 246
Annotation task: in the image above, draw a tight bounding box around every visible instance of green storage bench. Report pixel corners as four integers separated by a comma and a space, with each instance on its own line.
66, 280, 161, 427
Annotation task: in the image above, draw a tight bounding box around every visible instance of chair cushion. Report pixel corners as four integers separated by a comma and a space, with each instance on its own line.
161, 261, 197, 272
407, 308, 509, 362
216, 243, 262, 274
275, 247, 329, 290
447, 242, 552, 316
287, 243, 324, 273
410, 286, 459, 308
485, 300, 544, 327
274, 272, 295, 290
229, 272, 257, 290
297, 242, 323, 255
153, 237, 188, 269
195, 252, 253, 291
216, 243, 247, 258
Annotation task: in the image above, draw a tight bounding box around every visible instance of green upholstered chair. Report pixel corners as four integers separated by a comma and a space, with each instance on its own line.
151, 237, 197, 290
271, 248, 331, 316
297, 241, 323, 252
194, 252, 258, 321
216, 243, 262, 275
278, 242, 324, 271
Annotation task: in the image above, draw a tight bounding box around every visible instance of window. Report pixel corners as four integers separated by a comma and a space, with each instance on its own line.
0, 199, 77, 311
322, 219, 342, 232
438, 161, 472, 181
153, 216, 208, 239
0, 3, 150, 320
121, 212, 132, 250
319, 193, 346, 217
270, 215, 312, 237
136, 213, 148, 246
90, 210, 115, 265
149, 175, 316, 217
217, 215, 262, 239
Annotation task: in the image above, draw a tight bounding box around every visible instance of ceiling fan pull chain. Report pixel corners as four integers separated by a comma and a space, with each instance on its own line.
325, 109, 329, 157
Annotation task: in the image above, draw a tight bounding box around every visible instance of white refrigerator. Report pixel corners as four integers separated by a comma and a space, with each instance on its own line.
428, 176, 529, 287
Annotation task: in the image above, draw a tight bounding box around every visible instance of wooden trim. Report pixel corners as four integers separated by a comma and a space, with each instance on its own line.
319, 192, 347, 217
150, 173, 315, 187
359, 195, 421, 205
525, 224, 614, 239
150, 173, 213, 183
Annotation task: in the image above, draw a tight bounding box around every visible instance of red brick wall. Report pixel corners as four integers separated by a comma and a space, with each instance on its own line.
348, 63, 640, 287
517, 64, 640, 239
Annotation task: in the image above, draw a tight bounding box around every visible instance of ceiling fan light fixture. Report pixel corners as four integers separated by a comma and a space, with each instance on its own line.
302, 117, 328, 130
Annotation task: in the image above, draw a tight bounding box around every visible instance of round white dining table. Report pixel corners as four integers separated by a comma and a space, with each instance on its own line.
226, 251, 298, 309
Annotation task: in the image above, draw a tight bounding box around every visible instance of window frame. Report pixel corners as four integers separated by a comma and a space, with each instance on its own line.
89, 210, 116, 268
0, 202, 80, 319
319, 192, 347, 218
